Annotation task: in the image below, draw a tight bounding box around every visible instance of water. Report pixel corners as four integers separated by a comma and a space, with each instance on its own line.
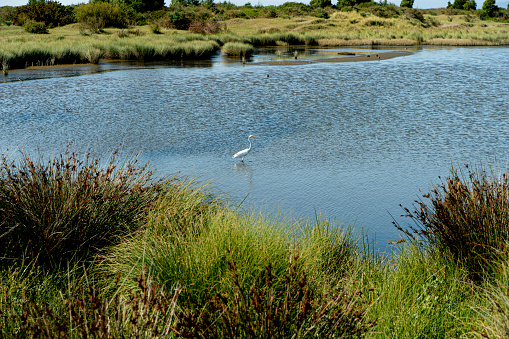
1, 46, 509, 245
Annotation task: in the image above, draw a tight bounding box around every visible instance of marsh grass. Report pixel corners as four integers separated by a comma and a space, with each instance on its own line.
221, 41, 255, 57
0, 264, 181, 338
470, 254, 509, 338
175, 250, 376, 338
396, 162, 509, 281
356, 245, 475, 338
0, 148, 170, 269
3, 151, 509, 336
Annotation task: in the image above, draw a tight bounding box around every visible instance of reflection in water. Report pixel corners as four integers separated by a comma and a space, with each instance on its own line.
233, 162, 253, 185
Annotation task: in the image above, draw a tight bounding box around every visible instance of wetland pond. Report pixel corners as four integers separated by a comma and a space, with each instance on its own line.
1, 45, 509, 246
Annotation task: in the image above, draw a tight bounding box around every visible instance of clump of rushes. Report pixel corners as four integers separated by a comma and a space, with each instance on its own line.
9, 267, 181, 338
396, 162, 509, 281
221, 42, 255, 57
0, 148, 170, 269
174, 250, 375, 338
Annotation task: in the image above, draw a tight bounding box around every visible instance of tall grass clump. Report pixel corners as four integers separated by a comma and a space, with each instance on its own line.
101, 181, 368, 335
470, 252, 509, 338
221, 41, 255, 57
356, 244, 475, 337
174, 250, 376, 338
396, 162, 509, 281
0, 148, 170, 269
0, 264, 181, 338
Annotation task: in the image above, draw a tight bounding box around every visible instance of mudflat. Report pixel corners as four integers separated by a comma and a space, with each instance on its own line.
250, 51, 413, 66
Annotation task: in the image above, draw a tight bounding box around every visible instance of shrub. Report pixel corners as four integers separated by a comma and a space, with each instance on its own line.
396, 163, 509, 281
14, 1, 75, 27
75, 2, 129, 31
405, 8, 425, 22
0, 149, 169, 269
310, 0, 332, 9
400, 0, 414, 8
166, 10, 194, 30
23, 20, 48, 33
150, 22, 162, 33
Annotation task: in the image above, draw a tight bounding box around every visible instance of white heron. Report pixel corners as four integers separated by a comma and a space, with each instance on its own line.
232, 135, 257, 162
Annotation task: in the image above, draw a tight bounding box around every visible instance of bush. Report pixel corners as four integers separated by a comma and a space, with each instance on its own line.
14, 1, 75, 27
23, 20, 48, 33
0, 149, 169, 269
75, 2, 130, 31
396, 163, 509, 281
166, 10, 194, 30
310, 0, 332, 9
400, 0, 414, 8
150, 22, 162, 33
405, 8, 425, 22
189, 20, 222, 34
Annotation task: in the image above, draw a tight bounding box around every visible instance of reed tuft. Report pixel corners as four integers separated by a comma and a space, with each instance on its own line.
396, 162, 509, 281
0, 148, 170, 269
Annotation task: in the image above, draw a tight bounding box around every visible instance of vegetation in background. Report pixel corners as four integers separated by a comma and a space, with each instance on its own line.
400, 0, 415, 8
75, 2, 131, 32
9, 0, 75, 27
1, 0, 509, 70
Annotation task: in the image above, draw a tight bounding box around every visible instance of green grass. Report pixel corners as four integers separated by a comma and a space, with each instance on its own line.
1, 6, 509, 71
4, 150, 509, 337
221, 42, 255, 57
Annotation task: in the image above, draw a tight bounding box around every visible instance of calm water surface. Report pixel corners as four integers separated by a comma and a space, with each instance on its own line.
1, 46, 508, 245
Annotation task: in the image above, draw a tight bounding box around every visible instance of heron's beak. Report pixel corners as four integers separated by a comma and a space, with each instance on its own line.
252, 136, 258, 137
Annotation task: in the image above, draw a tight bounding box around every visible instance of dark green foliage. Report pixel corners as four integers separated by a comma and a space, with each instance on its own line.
310, 0, 332, 9
171, 0, 200, 6
337, 0, 373, 8
119, 0, 165, 13
275, 2, 311, 16
13, 0, 75, 27
175, 251, 375, 338
75, 2, 130, 30
166, 9, 194, 29
370, 3, 401, 17
463, 0, 476, 10
400, 0, 414, 8
23, 19, 48, 33
481, 0, 498, 18
448, 0, 477, 10
0, 149, 167, 269
396, 163, 509, 281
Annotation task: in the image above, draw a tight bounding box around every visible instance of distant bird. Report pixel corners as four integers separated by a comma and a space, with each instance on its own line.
232, 135, 257, 162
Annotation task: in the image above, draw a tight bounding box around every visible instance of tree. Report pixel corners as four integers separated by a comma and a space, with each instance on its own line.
400, 0, 414, 8
337, 0, 372, 8
463, 0, 476, 10
481, 0, 498, 18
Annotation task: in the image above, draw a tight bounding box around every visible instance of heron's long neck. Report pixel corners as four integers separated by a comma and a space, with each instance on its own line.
248, 137, 252, 150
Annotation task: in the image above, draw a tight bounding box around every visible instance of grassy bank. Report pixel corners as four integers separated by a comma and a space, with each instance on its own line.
1, 150, 509, 337
1, 6, 509, 71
